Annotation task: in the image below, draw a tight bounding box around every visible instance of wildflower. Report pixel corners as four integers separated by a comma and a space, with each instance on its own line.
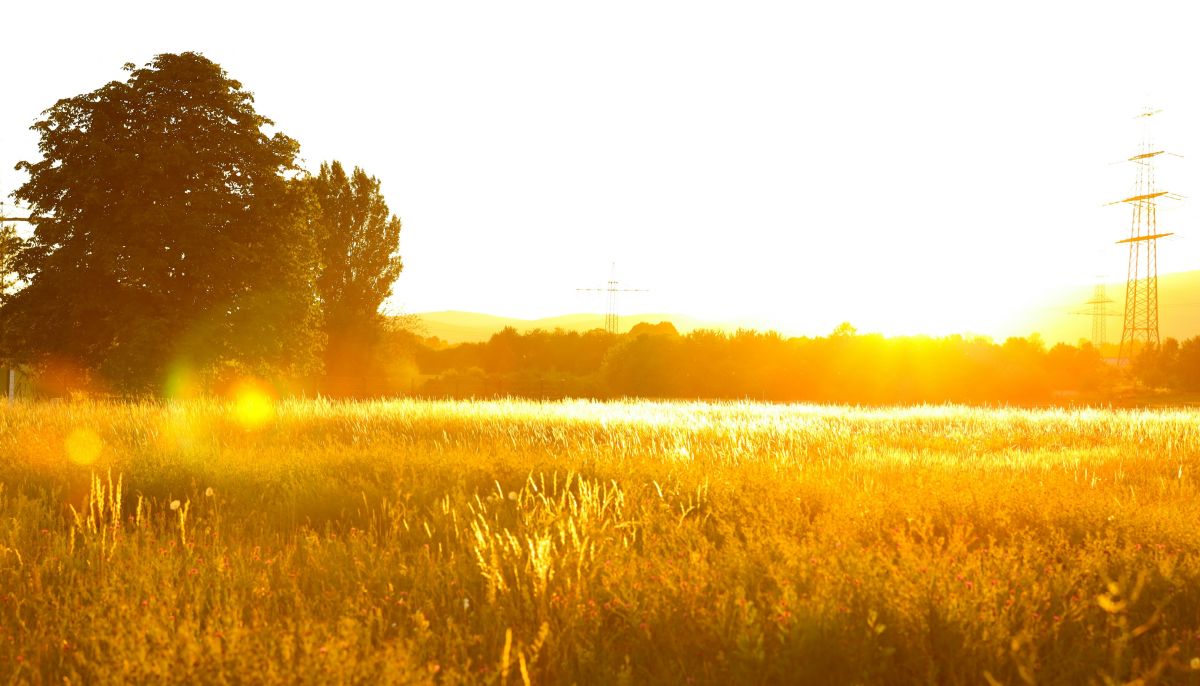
170, 500, 181, 511
205, 487, 215, 498
1191, 657, 1200, 671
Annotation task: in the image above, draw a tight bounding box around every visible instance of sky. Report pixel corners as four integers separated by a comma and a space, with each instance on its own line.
3, 0, 1200, 340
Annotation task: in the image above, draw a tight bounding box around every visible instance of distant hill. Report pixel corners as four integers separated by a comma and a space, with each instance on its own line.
413, 311, 731, 344
414, 269, 1200, 346
1023, 269, 1200, 345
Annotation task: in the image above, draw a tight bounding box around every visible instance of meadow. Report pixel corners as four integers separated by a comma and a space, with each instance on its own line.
1, 398, 1199, 684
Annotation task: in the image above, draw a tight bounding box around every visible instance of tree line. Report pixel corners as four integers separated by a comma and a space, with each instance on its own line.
406, 322, 1200, 404
0, 53, 402, 396
408, 322, 1122, 403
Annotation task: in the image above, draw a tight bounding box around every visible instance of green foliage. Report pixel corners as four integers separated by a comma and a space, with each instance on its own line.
0, 53, 322, 392
305, 161, 403, 329
300, 160, 404, 396
0, 222, 19, 307
2, 399, 1200, 683
417, 327, 1116, 403
1130, 338, 1200, 393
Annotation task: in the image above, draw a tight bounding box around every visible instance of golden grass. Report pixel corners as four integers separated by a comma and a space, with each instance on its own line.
1, 398, 1200, 684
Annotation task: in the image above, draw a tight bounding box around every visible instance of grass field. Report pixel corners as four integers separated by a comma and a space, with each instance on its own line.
2, 398, 1200, 684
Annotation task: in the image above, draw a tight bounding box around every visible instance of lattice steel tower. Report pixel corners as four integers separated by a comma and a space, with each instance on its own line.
576, 264, 647, 334
1085, 281, 1116, 349
1114, 110, 1175, 364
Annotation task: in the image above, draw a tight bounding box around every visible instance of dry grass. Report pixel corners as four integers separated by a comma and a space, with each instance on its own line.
2, 398, 1200, 684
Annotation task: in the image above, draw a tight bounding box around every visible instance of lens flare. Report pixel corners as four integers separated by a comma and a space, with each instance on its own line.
231, 381, 275, 430
65, 428, 102, 466
164, 363, 202, 400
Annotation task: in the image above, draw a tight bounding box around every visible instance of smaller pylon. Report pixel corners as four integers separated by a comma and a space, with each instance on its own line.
1072, 280, 1118, 349
576, 264, 648, 334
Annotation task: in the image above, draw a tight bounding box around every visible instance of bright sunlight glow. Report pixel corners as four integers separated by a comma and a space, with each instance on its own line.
231, 382, 276, 431
64, 428, 102, 466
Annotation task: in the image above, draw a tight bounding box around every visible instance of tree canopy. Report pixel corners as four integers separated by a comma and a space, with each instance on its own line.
307, 161, 403, 331
0, 223, 18, 306
413, 325, 1120, 403
303, 161, 404, 395
1, 52, 322, 391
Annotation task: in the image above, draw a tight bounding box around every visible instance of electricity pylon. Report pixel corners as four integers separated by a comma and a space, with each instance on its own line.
576, 264, 647, 334
1110, 109, 1180, 364
1072, 280, 1118, 349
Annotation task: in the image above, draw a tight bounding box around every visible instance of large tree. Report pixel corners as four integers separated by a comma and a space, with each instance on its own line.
0, 223, 18, 304
0, 53, 322, 391
304, 161, 403, 395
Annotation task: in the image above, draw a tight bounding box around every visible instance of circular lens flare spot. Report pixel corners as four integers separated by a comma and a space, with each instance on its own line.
165, 364, 202, 400
65, 428, 102, 466
232, 382, 275, 430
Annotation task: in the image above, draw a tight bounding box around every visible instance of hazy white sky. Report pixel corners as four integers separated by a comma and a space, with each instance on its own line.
3, 0, 1200, 338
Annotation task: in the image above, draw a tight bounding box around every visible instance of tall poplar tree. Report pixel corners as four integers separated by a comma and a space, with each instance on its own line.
305, 161, 403, 395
